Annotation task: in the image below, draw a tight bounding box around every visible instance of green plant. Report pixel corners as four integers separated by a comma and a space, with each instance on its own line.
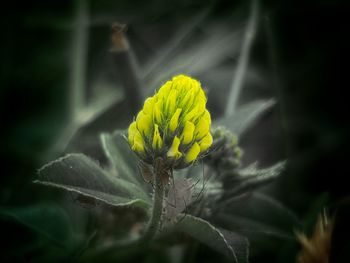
2, 1, 301, 262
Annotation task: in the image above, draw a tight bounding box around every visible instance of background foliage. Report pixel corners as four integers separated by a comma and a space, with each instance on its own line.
1, 0, 349, 262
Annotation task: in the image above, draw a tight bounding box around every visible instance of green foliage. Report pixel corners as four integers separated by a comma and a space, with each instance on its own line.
217, 192, 300, 240
33, 117, 293, 263
24, 1, 296, 261
175, 215, 249, 263
221, 161, 287, 201
100, 131, 144, 187
214, 99, 275, 136
36, 153, 151, 210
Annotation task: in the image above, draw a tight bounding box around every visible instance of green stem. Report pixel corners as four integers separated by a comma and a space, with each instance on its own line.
83, 160, 166, 260
139, 161, 165, 242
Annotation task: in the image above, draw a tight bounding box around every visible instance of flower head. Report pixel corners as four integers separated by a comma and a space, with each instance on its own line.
128, 74, 212, 169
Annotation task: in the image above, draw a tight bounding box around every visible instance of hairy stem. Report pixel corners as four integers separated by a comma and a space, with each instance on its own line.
82, 160, 167, 261
139, 159, 165, 242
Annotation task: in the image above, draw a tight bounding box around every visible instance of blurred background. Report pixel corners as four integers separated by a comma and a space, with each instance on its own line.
1, 0, 349, 262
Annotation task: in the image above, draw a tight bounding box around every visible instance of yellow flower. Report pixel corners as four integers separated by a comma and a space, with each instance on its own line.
128, 74, 212, 169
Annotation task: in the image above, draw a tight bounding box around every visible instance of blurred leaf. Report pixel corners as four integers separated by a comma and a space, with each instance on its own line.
0, 204, 76, 249
223, 161, 286, 198
70, 0, 89, 117
239, 161, 286, 178
225, 0, 259, 115
217, 192, 300, 242
52, 87, 124, 155
100, 130, 145, 188
214, 99, 275, 136
140, 8, 210, 80
175, 215, 248, 262
217, 213, 293, 241
145, 28, 242, 94
36, 153, 151, 209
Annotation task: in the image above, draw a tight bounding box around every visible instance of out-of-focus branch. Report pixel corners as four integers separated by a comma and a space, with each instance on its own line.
225, 0, 259, 116
111, 23, 142, 114
70, 0, 89, 118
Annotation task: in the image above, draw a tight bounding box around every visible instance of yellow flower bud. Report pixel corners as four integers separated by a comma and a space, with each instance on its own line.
128, 121, 138, 145
167, 136, 182, 159
166, 89, 178, 116
136, 111, 152, 136
169, 108, 182, 133
199, 133, 213, 152
185, 143, 200, 163
194, 117, 209, 140
152, 124, 163, 150
143, 97, 155, 115
132, 131, 145, 154
203, 110, 211, 125
127, 74, 213, 169
153, 100, 163, 125
181, 121, 195, 145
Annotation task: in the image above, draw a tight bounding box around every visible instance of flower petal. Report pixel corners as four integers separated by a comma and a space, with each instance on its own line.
136, 111, 152, 136
152, 124, 163, 150
143, 97, 155, 115
169, 108, 182, 133
167, 136, 182, 159
199, 133, 213, 152
132, 131, 145, 154
185, 142, 200, 163
194, 117, 209, 140
181, 121, 195, 145
128, 121, 138, 145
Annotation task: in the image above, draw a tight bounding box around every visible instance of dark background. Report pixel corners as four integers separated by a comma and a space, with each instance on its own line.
1, 0, 349, 262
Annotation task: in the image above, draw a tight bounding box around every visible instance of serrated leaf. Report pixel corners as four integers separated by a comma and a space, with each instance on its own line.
36, 153, 151, 209
0, 204, 76, 249
100, 131, 144, 188
175, 215, 248, 262
214, 99, 275, 136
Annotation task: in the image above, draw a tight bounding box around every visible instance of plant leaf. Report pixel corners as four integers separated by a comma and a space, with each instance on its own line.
214, 99, 275, 136
175, 215, 249, 262
144, 28, 242, 96
217, 192, 300, 241
100, 131, 145, 188
218, 228, 250, 263
217, 213, 294, 241
140, 8, 210, 80
35, 153, 151, 209
223, 161, 286, 198
239, 160, 286, 178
